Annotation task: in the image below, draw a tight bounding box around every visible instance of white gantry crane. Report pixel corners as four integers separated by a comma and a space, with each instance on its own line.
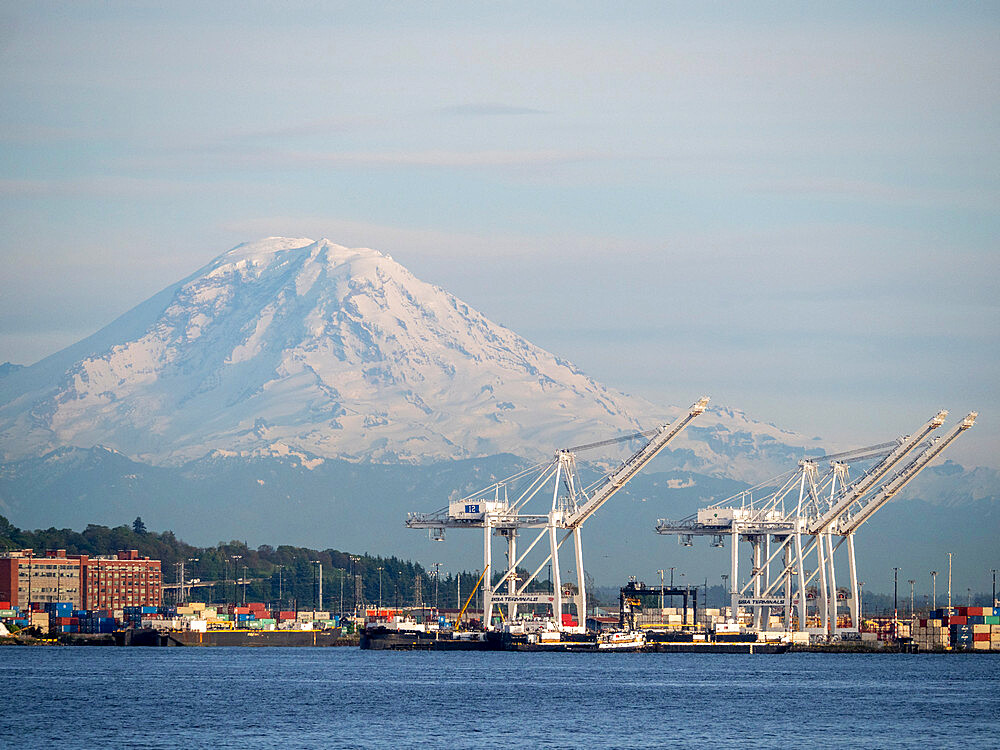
407, 397, 710, 632
656, 409, 976, 639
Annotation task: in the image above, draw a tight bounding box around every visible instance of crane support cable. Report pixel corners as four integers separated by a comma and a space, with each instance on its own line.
564, 397, 709, 529
562, 428, 660, 454
808, 440, 901, 464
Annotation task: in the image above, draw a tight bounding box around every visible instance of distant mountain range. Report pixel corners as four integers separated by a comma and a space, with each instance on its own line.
0, 237, 993, 587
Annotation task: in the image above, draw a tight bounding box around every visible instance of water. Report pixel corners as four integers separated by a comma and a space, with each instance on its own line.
1, 648, 997, 748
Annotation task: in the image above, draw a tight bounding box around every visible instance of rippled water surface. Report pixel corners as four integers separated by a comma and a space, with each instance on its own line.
2, 647, 997, 748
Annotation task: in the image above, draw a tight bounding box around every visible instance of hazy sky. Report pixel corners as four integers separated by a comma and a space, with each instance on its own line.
1, 2, 997, 466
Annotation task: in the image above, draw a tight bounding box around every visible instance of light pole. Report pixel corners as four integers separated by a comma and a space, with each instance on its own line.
276, 564, 284, 608
339, 569, 344, 617
908, 580, 915, 619
893, 567, 899, 640
930, 571, 938, 610
992, 569, 997, 607
721, 574, 729, 618
432, 563, 442, 611
242, 565, 248, 606
858, 581, 865, 623
657, 569, 665, 613
230, 555, 242, 606
967, 587, 972, 606
310, 560, 322, 612
179, 557, 199, 604
947, 552, 953, 613
349, 556, 360, 613
377, 566, 384, 609
669, 566, 676, 608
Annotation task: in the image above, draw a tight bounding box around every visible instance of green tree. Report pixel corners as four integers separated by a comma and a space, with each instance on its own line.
132, 516, 147, 535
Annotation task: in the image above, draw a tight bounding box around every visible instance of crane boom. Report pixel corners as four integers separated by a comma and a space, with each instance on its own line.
564, 397, 709, 529
836, 412, 976, 535
808, 410, 947, 534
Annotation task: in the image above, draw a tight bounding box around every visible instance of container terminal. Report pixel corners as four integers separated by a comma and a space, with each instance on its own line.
372, 403, 986, 653
3, 404, 991, 652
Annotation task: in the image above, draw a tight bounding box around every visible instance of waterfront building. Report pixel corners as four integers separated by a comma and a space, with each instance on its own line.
0, 549, 162, 609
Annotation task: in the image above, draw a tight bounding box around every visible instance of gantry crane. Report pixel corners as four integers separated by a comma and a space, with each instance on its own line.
656, 410, 976, 638
407, 397, 709, 632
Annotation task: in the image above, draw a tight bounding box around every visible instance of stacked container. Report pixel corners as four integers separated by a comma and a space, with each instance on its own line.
914, 606, 1000, 651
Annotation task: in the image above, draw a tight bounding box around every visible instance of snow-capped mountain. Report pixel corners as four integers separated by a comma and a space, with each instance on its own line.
0, 237, 817, 474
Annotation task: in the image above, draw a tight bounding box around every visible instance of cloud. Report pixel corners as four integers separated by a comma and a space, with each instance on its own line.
121, 147, 604, 173
437, 103, 548, 116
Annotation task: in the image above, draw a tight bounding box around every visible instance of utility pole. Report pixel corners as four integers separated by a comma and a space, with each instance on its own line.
930, 571, 938, 610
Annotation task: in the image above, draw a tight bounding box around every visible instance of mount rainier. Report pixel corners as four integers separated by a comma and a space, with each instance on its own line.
0, 237, 813, 474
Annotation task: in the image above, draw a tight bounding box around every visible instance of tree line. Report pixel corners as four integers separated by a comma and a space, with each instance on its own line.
0, 514, 492, 613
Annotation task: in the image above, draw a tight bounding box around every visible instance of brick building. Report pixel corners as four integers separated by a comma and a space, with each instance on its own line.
0, 549, 162, 609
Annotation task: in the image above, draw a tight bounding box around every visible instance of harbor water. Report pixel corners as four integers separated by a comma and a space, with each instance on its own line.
2, 648, 997, 748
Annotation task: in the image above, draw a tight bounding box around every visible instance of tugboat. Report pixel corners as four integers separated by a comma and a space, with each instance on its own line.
593, 629, 646, 651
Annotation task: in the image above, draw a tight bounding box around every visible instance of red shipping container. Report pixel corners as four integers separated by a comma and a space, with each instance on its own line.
968, 607, 987, 616
278, 611, 296, 620
919, 619, 927, 628
0, 601, 10, 609
950, 616, 967, 625
974, 632, 991, 641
